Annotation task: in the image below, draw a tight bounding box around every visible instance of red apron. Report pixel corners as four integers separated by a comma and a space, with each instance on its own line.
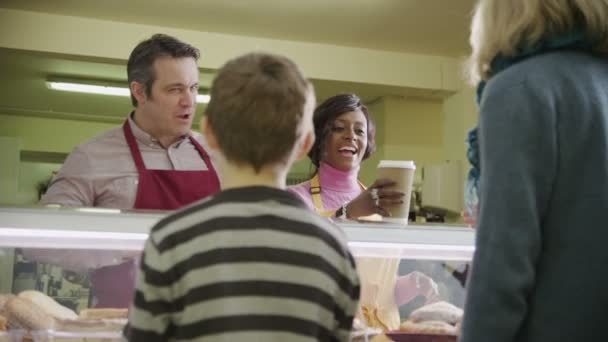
90, 120, 220, 308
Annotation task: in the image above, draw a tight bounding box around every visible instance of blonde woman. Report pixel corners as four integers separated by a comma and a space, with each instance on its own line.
461, 1, 608, 341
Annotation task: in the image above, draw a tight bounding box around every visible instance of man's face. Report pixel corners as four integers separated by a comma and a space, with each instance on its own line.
139, 57, 199, 142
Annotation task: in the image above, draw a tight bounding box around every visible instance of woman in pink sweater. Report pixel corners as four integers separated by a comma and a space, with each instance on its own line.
289, 93, 404, 219
289, 94, 440, 329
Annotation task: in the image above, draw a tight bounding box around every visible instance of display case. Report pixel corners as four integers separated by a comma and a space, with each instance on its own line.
0, 207, 474, 341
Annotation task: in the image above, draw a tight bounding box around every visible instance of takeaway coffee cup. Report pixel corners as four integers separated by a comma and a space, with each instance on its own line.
377, 160, 416, 224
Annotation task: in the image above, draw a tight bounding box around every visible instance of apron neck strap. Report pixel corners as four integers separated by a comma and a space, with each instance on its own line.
122, 120, 146, 172
309, 173, 366, 217
189, 136, 216, 174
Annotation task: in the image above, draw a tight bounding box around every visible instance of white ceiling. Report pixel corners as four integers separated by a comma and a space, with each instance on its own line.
0, 0, 475, 124
0, 0, 476, 57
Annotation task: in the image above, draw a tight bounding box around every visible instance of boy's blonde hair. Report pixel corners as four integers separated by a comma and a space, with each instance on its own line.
205, 52, 312, 172
468, 0, 608, 84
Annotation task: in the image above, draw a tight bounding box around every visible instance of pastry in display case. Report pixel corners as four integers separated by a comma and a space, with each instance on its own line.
0, 207, 474, 341
0, 283, 128, 341
352, 257, 466, 342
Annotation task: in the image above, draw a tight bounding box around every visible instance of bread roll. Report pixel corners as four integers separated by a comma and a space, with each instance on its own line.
0, 294, 15, 314
79, 308, 128, 320
17, 291, 77, 320
399, 320, 457, 335
409, 301, 463, 325
5, 297, 55, 330
0, 314, 6, 331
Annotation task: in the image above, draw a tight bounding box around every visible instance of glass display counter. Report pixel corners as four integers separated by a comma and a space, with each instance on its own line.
0, 207, 474, 341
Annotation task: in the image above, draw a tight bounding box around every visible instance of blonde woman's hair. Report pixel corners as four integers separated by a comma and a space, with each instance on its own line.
467, 0, 608, 84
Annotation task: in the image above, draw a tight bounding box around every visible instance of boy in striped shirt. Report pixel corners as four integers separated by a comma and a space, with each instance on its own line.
124, 52, 360, 342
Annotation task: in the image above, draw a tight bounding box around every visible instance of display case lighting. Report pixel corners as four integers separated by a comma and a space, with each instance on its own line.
0, 228, 148, 251
46, 80, 210, 103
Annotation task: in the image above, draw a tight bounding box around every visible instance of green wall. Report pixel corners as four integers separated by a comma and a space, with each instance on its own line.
0, 114, 117, 205
0, 114, 117, 154
0, 136, 20, 205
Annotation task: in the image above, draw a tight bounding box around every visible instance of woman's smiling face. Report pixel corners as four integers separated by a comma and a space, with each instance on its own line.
321, 110, 368, 171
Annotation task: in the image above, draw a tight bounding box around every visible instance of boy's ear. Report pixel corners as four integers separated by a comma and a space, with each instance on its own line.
200, 115, 220, 151
295, 128, 315, 161
130, 81, 146, 105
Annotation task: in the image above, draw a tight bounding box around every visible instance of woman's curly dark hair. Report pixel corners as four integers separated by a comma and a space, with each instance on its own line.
308, 93, 376, 169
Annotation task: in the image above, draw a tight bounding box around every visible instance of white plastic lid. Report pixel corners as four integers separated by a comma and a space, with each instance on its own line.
377, 160, 416, 169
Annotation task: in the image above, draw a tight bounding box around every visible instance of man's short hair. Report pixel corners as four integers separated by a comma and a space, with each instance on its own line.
205, 52, 311, 173
127, 34, 200, 106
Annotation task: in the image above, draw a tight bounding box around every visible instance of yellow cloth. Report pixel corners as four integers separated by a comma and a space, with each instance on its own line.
310, 173, 366, 217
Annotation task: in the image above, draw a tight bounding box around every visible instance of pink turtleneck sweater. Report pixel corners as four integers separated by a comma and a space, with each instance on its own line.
288, 162, 363, 212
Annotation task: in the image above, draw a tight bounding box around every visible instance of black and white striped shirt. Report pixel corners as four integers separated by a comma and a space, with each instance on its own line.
125, 186, 360, 342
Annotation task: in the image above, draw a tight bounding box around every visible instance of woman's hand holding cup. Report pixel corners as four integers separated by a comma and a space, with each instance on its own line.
345, 178, 405, 218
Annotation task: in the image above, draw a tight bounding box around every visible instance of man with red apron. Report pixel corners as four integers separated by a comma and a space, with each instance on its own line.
90, 121, 220, 308
38, 34, 222, 308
